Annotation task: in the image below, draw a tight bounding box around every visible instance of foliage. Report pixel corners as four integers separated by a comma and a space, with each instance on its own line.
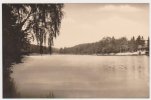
3, 4, 63, 54
29, 44, 59, 54
2, 4, 64, 98
59, 36, 148, 54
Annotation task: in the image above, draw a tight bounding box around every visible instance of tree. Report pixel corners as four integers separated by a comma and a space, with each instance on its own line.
4, 4, 63, 53
128, 36, 137, 52
3, 4, 64, 98
136, 35, 142, 48
141, 36, 145, 46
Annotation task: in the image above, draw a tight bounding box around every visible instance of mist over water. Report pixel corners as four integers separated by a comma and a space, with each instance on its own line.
11, 55, 149, 98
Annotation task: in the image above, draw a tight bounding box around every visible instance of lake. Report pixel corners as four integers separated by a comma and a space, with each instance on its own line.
11, 55, 149, 98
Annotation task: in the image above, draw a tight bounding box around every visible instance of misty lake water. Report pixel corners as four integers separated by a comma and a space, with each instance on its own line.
11, 55, 149, 98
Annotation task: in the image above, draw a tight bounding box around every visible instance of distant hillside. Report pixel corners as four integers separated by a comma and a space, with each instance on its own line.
59, 36, 149, 55
26, 44, 59, 54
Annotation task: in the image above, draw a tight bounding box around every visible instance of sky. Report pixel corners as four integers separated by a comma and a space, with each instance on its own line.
53, 3, 149, 48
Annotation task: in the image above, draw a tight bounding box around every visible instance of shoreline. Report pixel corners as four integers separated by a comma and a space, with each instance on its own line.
28, 51, 149, 56
96, 51, 148, 56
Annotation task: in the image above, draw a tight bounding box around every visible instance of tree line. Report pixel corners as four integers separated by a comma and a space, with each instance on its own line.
59, 36, 149, 55
29, 44, 59, 54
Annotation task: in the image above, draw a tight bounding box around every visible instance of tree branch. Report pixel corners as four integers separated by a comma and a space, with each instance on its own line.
20, 9, 32, 29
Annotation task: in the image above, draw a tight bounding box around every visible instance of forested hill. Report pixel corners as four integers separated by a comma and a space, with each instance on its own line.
59, 36, 149, 54
24, 44, 59, 54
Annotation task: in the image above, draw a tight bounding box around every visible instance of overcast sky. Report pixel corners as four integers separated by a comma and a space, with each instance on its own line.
53, 3, 149, 48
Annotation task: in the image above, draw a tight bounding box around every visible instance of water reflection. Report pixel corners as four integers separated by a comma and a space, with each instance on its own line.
3, 57, 21, 98
11, 55, 149, 98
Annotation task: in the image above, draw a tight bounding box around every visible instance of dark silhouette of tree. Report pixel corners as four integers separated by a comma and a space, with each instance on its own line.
141, 36, 145, 46
6, 4, 64, 54
136, 35, 145, 50
128, 36, 137, 52
3, 4, 64, 98
29, 4, 64, 54
136, 35, 141, 43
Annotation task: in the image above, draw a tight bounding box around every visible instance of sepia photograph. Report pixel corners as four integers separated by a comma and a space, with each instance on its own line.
2, 3, 149, 98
